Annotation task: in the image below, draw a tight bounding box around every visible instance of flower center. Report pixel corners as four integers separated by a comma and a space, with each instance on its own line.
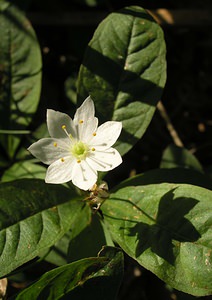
71, 141, 89, 160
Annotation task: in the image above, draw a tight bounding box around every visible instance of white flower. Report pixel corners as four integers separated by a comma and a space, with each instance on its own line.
28, 96, 122, 190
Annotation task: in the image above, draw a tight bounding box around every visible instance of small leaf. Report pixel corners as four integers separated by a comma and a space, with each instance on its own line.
0, 2, 42, 158
160, 144, 203, 173
0, 179, 90, 277
15, 246, 124, 300
102, 182, 212, 296
78, 6, 166, 155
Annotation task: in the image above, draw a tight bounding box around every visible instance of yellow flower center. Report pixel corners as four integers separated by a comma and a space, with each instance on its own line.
71, 141, 89, 160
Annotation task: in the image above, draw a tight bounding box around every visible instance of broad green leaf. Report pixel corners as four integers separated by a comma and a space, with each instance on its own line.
68, 214, 114, 263
43, 214, 114, 266
1, 160, 46, 182
0, 2, 42, 158
41, 210, 91, 266
114, 168, 212, 191
41, 231, 73, 266
15, 246, 124, 300
0, 179, 90, 278
102, 183, 212, 296
78, 6, 166, 155
160, 144, 203, 173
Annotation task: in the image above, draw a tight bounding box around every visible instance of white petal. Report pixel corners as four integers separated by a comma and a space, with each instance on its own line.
28, 138, 70, 164
45, 156, 75, 184
89, 121, 122, 150
86, 148, 122, 172
74, 96, 95, 123
77, 117, 98, 142
73, 97, 98, 141
72, 160, 97, 190
47, 109, 76, 139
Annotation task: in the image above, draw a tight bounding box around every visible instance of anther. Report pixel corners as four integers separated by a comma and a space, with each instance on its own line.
61, 125, 70, 137
61, 158, 65, 162
93, 132, 96, 136
91, 148, 95, 151
77, 160, 81, 163
79, 120, 83, 124
53, 142, 57, 147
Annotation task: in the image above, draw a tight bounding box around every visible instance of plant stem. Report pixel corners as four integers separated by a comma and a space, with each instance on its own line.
157, 101, 184, 147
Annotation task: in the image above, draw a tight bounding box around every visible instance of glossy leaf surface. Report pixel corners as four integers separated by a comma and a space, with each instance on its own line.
102, 182, 212, 296
0, 179, 89, 277
1, 160, 46, 182
78, 6, 166, 155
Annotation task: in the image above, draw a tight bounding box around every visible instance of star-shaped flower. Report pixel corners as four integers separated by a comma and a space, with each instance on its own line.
28, 96, 122, 190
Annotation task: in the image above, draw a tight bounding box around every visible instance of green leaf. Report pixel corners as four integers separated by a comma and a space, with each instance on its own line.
41, 231, 73, 266
43, 214, 114, 266
15, 246, 124, 300
41, 209, 91, 266
68, 214, 114, 263
78, 6, 166, 155
102, 182, 212, 296
1, 160, 46, 182
0, 179, 90, 278
114, 168, 212, 191
0, 2, 42, 158
160, 144, 204, 173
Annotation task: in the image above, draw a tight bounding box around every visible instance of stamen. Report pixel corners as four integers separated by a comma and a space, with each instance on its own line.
79, 120, 84, 124
62, 124, 71, 138
77, 159, 81, 163
61, 158, 65, 162
53, 142, 57, 147
93, 132, 96, 136
91, 148, 95, 151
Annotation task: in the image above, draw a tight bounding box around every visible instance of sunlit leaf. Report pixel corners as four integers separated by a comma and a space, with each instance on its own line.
1, 160, 46, 182
78, 6, 166, 155
102, 182, 212, 296
0, 179, 89, 277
